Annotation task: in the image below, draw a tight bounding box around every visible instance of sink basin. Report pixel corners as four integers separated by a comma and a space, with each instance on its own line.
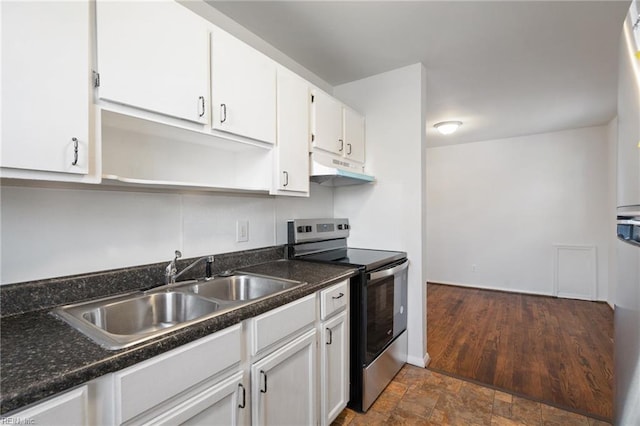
53, 291, 222, 350
53, 273, 305, 350
82, 292, 219, 335
179, 274, 303, 302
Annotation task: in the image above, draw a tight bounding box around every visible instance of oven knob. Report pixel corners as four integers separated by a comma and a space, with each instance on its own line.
305, 226, 313, 232
337, 224, 343, 230
297, 226, 304, 233
345, 224, 350, 230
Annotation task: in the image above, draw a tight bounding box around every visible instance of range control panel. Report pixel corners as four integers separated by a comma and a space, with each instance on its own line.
287, 218, 350, 244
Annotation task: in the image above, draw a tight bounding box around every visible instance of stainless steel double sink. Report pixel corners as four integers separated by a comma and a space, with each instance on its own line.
53, 274, 304, 350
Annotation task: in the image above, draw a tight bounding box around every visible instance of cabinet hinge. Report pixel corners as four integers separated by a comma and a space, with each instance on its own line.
311, 94, 315, 103
311, 133, 315, 142
92, 71, 100, 88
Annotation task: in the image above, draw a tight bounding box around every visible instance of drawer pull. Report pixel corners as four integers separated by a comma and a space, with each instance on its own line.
71, 137, 79, 165
260, 370, 268, 393
198, 96, 205, 118
220, 103, 227, 123
332, 292, 344, 300
238, 383, 246, 408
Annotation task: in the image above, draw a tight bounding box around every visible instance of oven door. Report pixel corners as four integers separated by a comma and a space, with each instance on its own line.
364, 259, 409, 364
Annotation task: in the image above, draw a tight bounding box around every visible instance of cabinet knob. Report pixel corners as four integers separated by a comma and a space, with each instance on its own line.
338, 139, 344, 152
283, 171, 289, 187
71, 137, 79, 166
347, 143, 352, 155
326, 327, 333, 345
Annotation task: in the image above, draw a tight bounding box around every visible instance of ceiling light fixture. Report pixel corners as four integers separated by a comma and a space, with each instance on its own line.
434, 121, 463, 135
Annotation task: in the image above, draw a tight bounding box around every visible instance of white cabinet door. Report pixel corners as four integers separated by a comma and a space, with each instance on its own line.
10, 386, 88, 426
96, 0, 209, 124
1, 0, 89, 174
274, 69, 310, 194
312, 90, 344, 155
251, 329, 317, 426
211, 29, 276, 144
320, 310, 349, 426
142, 373, 246, 426
343, 107, 365, 164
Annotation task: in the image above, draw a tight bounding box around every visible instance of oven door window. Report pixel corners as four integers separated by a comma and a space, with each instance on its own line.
365, 275, 394, 363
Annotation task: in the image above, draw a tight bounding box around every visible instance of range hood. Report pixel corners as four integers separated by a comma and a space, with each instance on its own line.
310, 151, 375, 187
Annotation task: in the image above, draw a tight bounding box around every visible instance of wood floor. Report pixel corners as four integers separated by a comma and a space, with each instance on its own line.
427, 283, 614, 421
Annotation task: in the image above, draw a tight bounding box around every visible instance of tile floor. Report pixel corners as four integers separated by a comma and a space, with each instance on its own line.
331, 365, 611, 426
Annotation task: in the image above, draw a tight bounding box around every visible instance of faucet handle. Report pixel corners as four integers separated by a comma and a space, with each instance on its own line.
174, 250, 182, 261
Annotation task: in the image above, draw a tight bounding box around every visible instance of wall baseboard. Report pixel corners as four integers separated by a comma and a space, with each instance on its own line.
427, 280, 609, 303
407, 352, 430, 368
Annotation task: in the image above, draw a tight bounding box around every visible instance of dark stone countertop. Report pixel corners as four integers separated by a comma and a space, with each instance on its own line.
0, 260, 356, 415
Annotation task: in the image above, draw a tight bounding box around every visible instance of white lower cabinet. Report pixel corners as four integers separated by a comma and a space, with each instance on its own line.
115, 324, 242, 425
141, 372, 246, 426
320, 310, 349, 426
318, 280, 350, 426
7, 386, 88, 426
251, 330, 317, 426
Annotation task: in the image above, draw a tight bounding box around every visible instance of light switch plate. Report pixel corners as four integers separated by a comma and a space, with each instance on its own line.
236, 220, 249, 242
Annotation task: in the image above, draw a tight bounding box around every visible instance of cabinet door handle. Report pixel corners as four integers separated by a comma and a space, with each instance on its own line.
326, 327, 333, 345
347, 143, 352, 155
283, 171, 289, 187
260, 370, 267, 393
331, 292, 344, 300
238, 383, 246, 408
71, 137, 79, 166
220, 103, 227, 123
338, 139, 344, 152
198, 96, 205, 118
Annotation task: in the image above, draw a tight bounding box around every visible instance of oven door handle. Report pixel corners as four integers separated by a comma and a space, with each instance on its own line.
368, 259, 409, 281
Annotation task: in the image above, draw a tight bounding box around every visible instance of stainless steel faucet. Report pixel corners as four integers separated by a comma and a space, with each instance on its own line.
165, 250, 214, 284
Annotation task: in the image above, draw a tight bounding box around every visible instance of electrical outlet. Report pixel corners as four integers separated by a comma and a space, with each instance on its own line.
236, 220, 249, 242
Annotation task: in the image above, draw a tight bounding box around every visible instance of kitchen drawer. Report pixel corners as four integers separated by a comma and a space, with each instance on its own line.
320, 280, 348, 320
115, 324, 241, 424
250, 293, 315, 356
10, 385, 88, 426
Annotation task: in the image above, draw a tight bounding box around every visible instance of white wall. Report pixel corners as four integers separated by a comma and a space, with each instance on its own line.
0, 184, 333, 285
426, 126, 611, 300
333, 63, 429, 367
607, 117, 618, 308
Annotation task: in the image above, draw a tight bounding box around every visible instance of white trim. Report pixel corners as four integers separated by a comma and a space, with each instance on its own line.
552, 244, 597, 301
426, 280, 553, 297
406, 352, 430, 368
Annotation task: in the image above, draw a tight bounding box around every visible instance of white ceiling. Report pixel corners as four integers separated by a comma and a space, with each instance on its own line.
206, 1, 631, 147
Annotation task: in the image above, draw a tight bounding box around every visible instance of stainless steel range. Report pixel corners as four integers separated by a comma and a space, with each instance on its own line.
287, 218, 408, 412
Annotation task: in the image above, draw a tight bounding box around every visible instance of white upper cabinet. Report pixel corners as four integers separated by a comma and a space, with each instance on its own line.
312, 90, 366, 165
96, 0, 209, 124
312, 90, 344, 156
1, 0, 90, 175
343, 106, 365, 164
211, 29, 277, 144
273, 68, 310, 195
